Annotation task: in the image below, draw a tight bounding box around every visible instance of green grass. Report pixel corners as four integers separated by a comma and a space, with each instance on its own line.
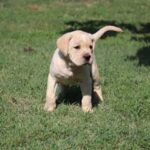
0, 0, 150, 149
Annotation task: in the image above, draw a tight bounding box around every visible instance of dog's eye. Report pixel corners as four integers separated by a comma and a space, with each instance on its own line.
89, 45, 93, 49
74, 45, 80, 49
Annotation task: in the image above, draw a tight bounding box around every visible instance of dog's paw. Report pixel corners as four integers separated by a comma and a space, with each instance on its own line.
44, 102, 56, 112
82, 105, 93, 113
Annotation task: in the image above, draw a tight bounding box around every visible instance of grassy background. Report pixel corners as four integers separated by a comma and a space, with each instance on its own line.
0, 0, 150, 149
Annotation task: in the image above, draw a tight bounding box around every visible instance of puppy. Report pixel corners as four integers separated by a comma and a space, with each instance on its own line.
44, 26, 122, 112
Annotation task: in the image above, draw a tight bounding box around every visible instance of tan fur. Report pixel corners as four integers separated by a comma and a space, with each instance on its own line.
56, 33, 72, 56
44, 26, 122, 112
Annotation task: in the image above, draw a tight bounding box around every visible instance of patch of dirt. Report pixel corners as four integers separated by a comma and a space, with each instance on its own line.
28, 4, 46, 12
24, 47, 35, 53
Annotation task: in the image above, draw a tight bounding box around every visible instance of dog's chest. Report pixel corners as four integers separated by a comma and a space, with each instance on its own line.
56, 66, 89, 85
50, 49, 91, 85
58, 76, 82, 85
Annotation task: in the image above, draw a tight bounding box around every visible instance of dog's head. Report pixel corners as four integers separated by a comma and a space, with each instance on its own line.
57, 26, 122, 66
57, 31, 94, 66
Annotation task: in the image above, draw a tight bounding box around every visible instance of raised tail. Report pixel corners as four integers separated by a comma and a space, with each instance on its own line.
92, 25, 123, 41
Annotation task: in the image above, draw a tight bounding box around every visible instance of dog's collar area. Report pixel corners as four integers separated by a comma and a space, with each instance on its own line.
65, 53, 76, 67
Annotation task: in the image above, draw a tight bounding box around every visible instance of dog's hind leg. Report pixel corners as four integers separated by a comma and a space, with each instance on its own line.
91, 55, 104, 102
57, 84, 68, 99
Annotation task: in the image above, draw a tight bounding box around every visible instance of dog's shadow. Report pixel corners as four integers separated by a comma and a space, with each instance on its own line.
57, 86, 100, 108
125, 46, 150, 66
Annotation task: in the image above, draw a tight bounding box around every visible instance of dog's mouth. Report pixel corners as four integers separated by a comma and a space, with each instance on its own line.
68, 55, 93, 66
70, 61, 91, 67
84, 60, 92, 64
81, 57, 93, 66
84, 58, 93, 65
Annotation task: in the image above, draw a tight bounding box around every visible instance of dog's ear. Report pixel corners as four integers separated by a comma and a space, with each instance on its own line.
56, 33, 72, 56
91, 38, 96, 50
92, 26, 123, 41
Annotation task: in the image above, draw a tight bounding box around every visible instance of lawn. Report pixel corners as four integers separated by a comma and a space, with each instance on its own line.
0, 0, 150, 149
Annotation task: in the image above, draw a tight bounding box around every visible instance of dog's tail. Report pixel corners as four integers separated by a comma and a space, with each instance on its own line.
92, 25, 123, 41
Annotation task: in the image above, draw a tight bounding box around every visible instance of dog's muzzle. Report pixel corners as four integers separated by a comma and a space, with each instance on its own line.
83, 53, 91, 61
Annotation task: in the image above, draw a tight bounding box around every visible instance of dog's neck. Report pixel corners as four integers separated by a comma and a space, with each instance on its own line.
58, 49, 76, 67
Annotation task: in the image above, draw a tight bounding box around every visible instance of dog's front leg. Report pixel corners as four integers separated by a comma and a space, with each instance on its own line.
80, 79, 92, 112
44, 74, 58, 112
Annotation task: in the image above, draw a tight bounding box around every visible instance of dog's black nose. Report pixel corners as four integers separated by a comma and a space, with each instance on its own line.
83, 54, 91, 61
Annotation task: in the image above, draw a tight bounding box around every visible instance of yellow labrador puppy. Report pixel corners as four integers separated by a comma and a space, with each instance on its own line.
44, 26, 122, 112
